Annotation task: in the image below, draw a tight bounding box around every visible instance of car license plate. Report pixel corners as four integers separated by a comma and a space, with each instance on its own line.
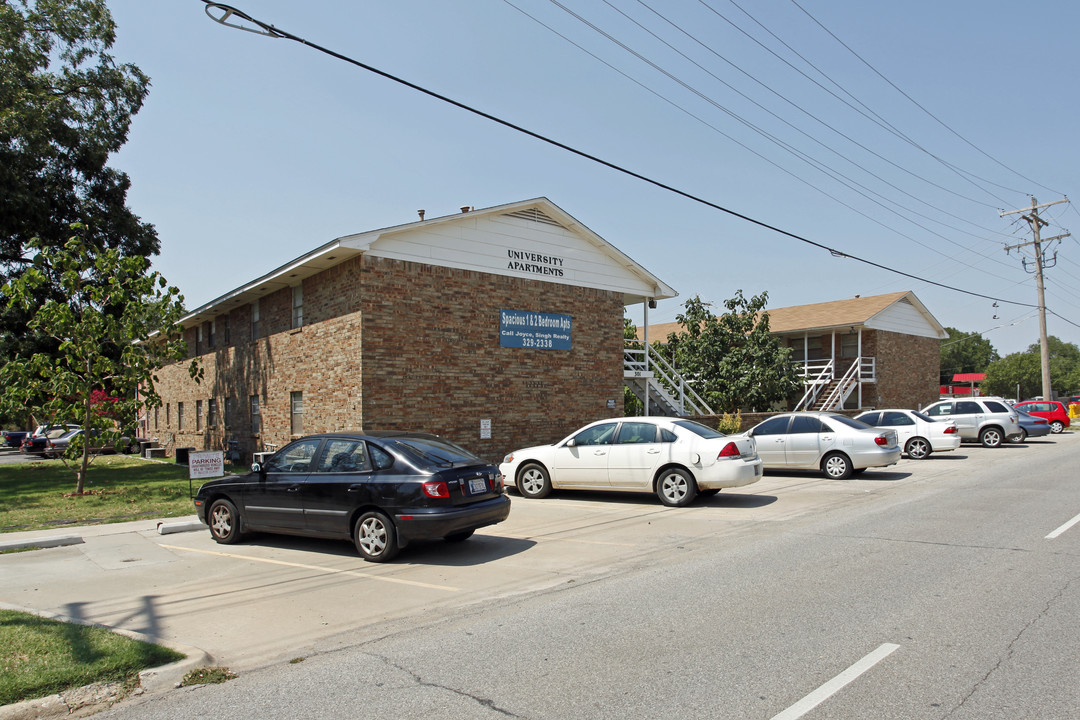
468, 477, 487, 494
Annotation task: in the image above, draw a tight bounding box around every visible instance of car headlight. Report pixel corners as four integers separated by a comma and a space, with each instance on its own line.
502, 453, 514, 464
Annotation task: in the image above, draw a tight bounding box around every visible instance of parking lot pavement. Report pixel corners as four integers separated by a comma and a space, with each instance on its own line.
0, 442, 1040, 675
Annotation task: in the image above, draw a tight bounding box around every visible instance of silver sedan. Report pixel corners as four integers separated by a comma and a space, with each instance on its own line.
747, 412, 901, 479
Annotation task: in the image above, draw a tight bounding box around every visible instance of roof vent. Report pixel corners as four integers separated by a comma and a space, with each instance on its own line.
417, 209, 425, 221
460, 206, 472, 213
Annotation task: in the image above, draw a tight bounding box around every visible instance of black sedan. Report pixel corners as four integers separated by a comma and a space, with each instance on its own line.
193, 431, 511, 562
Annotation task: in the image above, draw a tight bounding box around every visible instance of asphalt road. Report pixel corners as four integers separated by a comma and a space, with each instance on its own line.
7, 434, 1078, 719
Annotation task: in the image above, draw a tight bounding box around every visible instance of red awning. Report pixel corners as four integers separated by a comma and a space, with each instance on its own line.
951, 373, 985, 382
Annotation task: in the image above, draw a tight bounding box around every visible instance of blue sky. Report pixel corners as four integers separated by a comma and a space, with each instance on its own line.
106, 0, 1080, 357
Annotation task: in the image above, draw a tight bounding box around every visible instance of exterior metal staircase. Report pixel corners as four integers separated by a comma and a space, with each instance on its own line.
794, 357, 875, 411
624, 341, 713, 417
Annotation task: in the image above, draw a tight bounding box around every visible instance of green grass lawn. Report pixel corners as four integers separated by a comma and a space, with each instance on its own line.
0, 609, 184, 706
0, 455, 203, 533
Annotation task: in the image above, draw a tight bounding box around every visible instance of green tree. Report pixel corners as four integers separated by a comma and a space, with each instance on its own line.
623, 317, 643, 415
939, 327, 999, 385
0, 233, 197, 494
1, 0, 158, 366
982, 351, 1041, 400
660, 291, 800, 413
982, 336, 1080, 399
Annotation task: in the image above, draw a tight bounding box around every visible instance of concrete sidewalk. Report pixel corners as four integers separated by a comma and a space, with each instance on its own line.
0, 516, 212, 720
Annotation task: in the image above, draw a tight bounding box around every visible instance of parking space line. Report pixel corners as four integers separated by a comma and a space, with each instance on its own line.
770, 643, 900, 720
159, 544, 459, 592
1046, 511, 1080, 539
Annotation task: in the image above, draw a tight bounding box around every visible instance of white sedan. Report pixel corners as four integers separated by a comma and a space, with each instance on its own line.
854, 409, 961, 459
499, 417, 763, 507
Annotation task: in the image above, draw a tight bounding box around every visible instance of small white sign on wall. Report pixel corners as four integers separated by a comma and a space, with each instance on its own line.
189, 450, 225, 479
480, 419, 492, 439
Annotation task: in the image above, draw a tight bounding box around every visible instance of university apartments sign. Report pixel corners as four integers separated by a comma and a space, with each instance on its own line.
507, 249, 565, 277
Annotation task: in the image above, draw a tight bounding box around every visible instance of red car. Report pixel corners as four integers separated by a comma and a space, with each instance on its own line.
1014, 401, 1070, 434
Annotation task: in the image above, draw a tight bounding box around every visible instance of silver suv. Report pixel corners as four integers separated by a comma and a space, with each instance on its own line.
921, 397, 1022, 447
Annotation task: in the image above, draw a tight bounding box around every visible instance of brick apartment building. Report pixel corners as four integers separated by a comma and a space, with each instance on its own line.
146, 198, 675, 463
643, 291, 947, 412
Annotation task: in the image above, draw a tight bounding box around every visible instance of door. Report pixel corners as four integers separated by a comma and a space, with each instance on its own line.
552, 422, 617, 488
786, 415, 825, 467
751, 416, 791, 467
606, 421, 664, 490
244, 438, 321, 530
303, 438, 373, 535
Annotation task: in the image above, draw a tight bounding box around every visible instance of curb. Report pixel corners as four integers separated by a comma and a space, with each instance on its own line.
0, 518, 205, 552
0, 603, 212, 720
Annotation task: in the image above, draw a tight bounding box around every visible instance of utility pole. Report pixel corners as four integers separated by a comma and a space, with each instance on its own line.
1001, 197, 1070, 401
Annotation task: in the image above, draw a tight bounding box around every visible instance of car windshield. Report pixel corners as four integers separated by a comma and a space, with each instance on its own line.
672, 420, 726, 439
912, 411, 935, 422
827, 415, 872, 430
388, 437, 483, 468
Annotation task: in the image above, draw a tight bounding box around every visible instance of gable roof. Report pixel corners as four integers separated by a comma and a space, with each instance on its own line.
639, 291, 947, 341
181, 198, 675, 326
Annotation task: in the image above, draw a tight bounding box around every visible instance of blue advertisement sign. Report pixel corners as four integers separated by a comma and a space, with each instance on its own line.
500, 309, 572, 350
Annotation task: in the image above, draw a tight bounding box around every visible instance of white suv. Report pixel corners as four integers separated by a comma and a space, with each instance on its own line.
921, 397, 1022, 447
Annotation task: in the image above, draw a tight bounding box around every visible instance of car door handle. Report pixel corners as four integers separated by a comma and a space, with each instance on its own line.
286, 486, 301, 492
647, 449, 660, 454
346, 486, 363, 493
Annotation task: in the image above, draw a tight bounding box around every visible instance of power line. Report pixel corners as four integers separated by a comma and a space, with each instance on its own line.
198, 2, 1049, 311
789, 0, 1063, 198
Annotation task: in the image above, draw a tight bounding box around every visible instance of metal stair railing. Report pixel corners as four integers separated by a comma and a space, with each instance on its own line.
816, 357, 863, 410
794, 359, 833, 411
624, 341, 714, 416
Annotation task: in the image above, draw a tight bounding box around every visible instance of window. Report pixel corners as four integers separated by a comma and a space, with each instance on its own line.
208, 398, 218, 427
840, 332, 858, 358
955, 401, 981, 415
265, 439, 321, 473
154, 406, 159, 430
615, 422, 657, 444
223, 397, 232, 428
316, 440, 368, 473
881, 411, 914, 426
292, 285, 303, 329
790, 416, 824, 434
983, 401, 1009, 413
290, 391, 303, 435
222, 316, 230, 345
177, 402, 185, 431
370, 444, 394, 470
251, 300, 260, 340
751, 416, 790, 436
250, 395, 260, 434
196, 326, 203, 354
196, 400, 203, 431
571, 423, 616, 446
166, 403, 171, 427
924, 402, 951, 417
857, 412, 881, 426
209, 320, 216, 348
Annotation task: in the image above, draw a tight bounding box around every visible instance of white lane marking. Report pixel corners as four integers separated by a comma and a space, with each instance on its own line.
160, 544, 459, 592
1046, 512, 1080, 539
770, 643, 900, 720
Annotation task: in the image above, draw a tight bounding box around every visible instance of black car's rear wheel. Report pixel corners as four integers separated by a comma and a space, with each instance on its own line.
355, 511, 399, 562
208, 499, 242, 544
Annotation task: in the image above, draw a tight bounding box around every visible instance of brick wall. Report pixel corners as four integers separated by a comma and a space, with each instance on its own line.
152, 254, 624, 463
873, 330, 940, 410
